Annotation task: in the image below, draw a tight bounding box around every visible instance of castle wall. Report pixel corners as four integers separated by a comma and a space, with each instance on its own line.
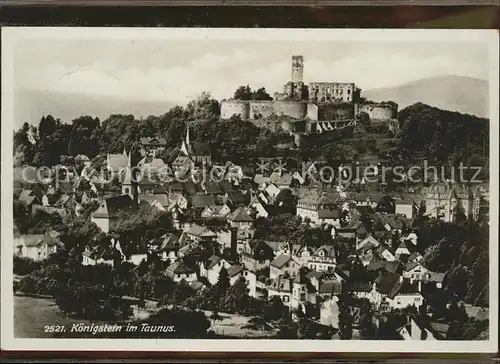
272, 100, 308, 119
307, 103, 319, 121
317, 102, 355, 121
358, 103, 397, 121
220, 100, 250, 120
249, 101, 274, 119
309, 82, 355, 103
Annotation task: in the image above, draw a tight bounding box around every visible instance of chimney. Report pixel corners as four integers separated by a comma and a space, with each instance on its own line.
399, 275, 403, 283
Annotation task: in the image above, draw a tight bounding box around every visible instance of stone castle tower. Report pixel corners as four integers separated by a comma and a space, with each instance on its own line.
291, 55, 304, 83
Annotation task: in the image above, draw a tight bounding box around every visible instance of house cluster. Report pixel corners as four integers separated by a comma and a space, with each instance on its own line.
12, 128, 489, 341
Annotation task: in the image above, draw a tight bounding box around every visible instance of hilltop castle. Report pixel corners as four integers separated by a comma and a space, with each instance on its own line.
220, 56, 398, 135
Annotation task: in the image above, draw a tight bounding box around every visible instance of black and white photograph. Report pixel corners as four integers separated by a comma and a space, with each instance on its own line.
1, 27, 498, 352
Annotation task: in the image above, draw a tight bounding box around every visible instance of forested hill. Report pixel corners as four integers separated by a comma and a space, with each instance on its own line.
398, 102, 489, 169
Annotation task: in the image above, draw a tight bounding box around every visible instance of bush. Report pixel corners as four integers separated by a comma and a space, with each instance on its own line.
13, 256, 41, 276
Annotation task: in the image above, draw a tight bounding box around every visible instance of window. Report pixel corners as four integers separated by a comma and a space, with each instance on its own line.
300, 293, 306, 301
283, 295, 290, 302
396, 298, 402, 305
177, 274, 181, 278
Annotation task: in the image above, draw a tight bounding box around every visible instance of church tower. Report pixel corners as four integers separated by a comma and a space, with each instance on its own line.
122, 150, 138, 202
291, 55, 304, 83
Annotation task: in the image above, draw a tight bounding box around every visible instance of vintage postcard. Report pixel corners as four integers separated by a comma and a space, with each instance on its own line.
1, 27, 498, 353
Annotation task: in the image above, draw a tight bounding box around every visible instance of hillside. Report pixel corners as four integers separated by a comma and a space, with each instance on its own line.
363, 75, 489, 118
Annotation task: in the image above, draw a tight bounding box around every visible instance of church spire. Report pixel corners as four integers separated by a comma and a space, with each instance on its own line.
122, 149, 137, 202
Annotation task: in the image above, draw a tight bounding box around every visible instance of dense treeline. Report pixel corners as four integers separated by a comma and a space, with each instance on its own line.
13, 92, 292, 168
398, 102, 489, 176
14, 94, 489, 178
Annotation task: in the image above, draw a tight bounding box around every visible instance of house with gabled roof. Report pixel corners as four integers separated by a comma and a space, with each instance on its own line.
227, 207, 254, 229
227, 264, 257, 297
90, 195, 138, 233
199, 255, 232, 285
166, 261, 197, 283
139, 136, 167, 157
185, 224, 217, 243
270, 254, 301, 279
307, 245, 336, 273
296, 191, 341, 226
279, 242, 314, 266
201, 204, 231, 220
398, 316, 448, 340
14, 234, 64, 261
375, 275, 424, 309
151, 233, 181, 263
138, 194, 169, 211
240, 240, 275, 271
402, 261, 429, 281
247, 194, 270, 219
266, 272, 316, 309
224, 190, 249, 208
356, 234, 380, 252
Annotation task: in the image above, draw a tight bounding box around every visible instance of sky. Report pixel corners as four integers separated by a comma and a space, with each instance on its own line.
12, 35, 491, 125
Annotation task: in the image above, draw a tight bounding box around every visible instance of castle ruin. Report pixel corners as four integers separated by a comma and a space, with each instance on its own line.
220, 56, 398, 137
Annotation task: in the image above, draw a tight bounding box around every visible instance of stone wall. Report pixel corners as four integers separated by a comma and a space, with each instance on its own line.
249, 101, 275, 119
317, 102, 355, 121
358, 103, 398, 121
220, 100, 250, 120
272, 100, 308, 119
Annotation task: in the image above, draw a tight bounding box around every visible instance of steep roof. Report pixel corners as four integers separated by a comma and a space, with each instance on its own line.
158, 233, 179, 251
226, 190, 248, 205
166, 261, 195, 275
376, 273, 402, 295
270, 254, 293, 269
191, 193, 216, 209
227, 207, 254, 222
204, 255, 222, 269
204, 182, 223, 195
17, 234, 63, 248
317, 209, 341, 219
140, 137, 167, 145
138, 194, 169, 207
387, 278, 420, 299
187, 224, 216, 238
227, 264, 245, 277
268, 276, 293, 293
91, 195, 137, 218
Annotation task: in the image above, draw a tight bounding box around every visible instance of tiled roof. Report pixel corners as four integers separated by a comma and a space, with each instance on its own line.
376, 273, 402, 295
205, 255, 222, 269
227, 207, 254, 222
17, 234, 64, 248
187, 224, 216, 237
191, 193, 216, 209
268, 276, 293, 293
91, 195, 137, 218
140, 137, 167, 145
227, 264, 245, 277
270, 254, 293, 268
166, 261, 195, 275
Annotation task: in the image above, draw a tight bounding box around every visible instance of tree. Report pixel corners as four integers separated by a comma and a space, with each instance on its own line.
252, 87, 273, 101
359, 302, 376, 340
263, 296, 288, 322
274, 188, 298, 211
215, 267, 230, 295
233, 85, 253, 100
220, 277, 248, 313
338, 302, 353, 340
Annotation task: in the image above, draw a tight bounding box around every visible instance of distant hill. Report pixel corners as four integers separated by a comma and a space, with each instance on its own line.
14, 89, 181, 129
363, 75, 489, 119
